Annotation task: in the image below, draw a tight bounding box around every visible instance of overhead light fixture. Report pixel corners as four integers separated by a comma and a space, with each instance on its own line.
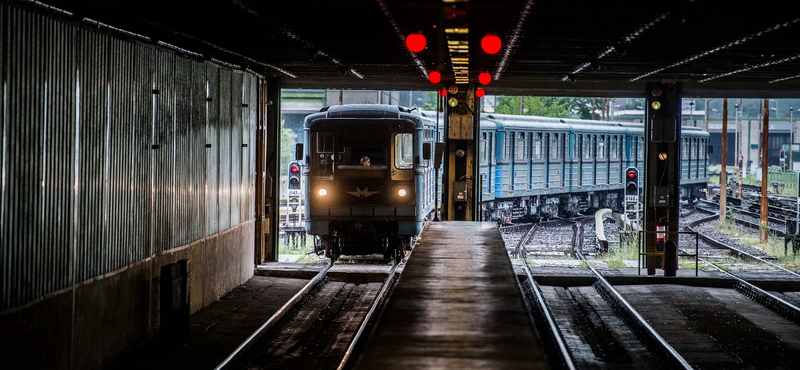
405, 33, 426, 53
481, 34, 502, 54
428, 71, 442, 84
479, 72, 491, 85
476, 88, 486, 98
445, 28, 469, 34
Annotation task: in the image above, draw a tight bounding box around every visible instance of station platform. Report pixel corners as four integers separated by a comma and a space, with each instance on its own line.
352, 221, 551, 370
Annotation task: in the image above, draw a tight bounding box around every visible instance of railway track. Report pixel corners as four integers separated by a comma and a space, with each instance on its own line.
513, 218, 692, 369
214, 261, 401, 370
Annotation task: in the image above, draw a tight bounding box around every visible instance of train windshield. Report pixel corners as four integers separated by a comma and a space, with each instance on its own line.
310, 130, 388, 177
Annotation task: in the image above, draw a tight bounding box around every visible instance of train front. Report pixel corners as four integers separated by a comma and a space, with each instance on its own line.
301, 105, 420, 260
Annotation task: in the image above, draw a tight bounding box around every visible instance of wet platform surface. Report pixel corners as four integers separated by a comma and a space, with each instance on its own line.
352, 221, 551, 370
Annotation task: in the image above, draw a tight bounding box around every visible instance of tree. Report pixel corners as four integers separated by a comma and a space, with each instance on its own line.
280, 121, 298, 172
493, 96, 574, 118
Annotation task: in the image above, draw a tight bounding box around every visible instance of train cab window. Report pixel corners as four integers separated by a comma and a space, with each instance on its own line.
534, 133, 543, 160
550, 134, 560, 160
611, 136, 618, 159
598, 135, 606, 159
311, 132, 335, 175
394, 133, 413, 170
516, 132, 526, 160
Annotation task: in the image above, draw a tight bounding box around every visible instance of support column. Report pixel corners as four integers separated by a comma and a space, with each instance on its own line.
644, 82, 682, 275
442, 82, 479, 221
255, 79, 268, 263
263, 77, 281, 262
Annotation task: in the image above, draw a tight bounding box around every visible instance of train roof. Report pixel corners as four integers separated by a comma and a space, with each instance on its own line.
305, 104, 434, 128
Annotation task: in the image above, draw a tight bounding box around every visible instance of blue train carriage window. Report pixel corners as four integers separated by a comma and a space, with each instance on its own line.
516, 132, 526, 161
637, 137, 644, 160
534, 132, 543, 160
392, 133, 414, 181
583, 134, 591, 160
598, 135, 606, 160
480, 132, 488, 164
550, 133, 559, 160
505, 132, 513, 161
611, 135, 618, 159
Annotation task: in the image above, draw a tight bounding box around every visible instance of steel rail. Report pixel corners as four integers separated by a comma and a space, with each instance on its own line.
515, 223, 576, 370
214, 261, 334, 370
336, 261, 401, 370
682, 250, 800, 325
575, 218, 693, 370
688, 213, 800, 278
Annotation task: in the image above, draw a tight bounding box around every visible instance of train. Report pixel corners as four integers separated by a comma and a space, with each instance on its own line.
298, 104, 710, 259
472, 113, 710, 223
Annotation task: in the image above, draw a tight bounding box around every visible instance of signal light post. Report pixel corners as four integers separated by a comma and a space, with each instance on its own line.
624, 167, 640, 231
286, 162, 303, 228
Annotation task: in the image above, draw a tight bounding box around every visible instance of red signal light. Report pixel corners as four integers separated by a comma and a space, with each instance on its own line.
437, 88, 447, 97
481, 34, 502, 54
405, 33, 426, 53
475, 88, 486, 98
627, 171, 636, 179
428, 71, 442, 84
290, 165, 299, 174
478, 72, 491, 85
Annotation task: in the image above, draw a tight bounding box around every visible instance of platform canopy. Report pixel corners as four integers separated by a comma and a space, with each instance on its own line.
39, 0, 800, 97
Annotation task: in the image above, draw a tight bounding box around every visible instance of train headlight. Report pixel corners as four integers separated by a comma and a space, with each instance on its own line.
318, 188, 328, 196
398, 188, 407, 197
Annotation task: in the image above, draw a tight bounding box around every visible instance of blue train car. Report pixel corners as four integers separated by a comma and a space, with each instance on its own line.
478, 114, 709, 223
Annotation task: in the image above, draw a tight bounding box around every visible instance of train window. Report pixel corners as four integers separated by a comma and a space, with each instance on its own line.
550, 134, 559, 160
505, 133, 513, 161
534, 133, 543, 160
598, 135, 605, 159
610, 136, 618, 159
573, 135, 578, 160
480, 133, 487, 163
637, 137, 644, 160
314, 131, 334, 154
583, 135, 591, 160
517, 132, 526, 160
311, 132, 335, 175
394, 133, 413, 169
700, 139, 706, 159
488, 133, 493, 162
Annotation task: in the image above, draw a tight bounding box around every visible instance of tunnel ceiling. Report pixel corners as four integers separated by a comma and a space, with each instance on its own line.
35, 0, 800, 97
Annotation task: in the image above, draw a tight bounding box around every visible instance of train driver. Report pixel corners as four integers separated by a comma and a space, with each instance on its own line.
360, 156, 371, 166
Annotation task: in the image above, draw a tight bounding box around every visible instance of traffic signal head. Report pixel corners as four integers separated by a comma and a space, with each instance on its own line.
288, 161, 301, 190
781, 149, 785, 159
625, 167, 639, 198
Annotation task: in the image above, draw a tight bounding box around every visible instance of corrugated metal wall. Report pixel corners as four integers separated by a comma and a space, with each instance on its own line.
1, 3, 259, 311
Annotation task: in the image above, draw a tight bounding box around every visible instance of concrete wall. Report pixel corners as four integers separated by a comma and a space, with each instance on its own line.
1, 222, 254, 369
